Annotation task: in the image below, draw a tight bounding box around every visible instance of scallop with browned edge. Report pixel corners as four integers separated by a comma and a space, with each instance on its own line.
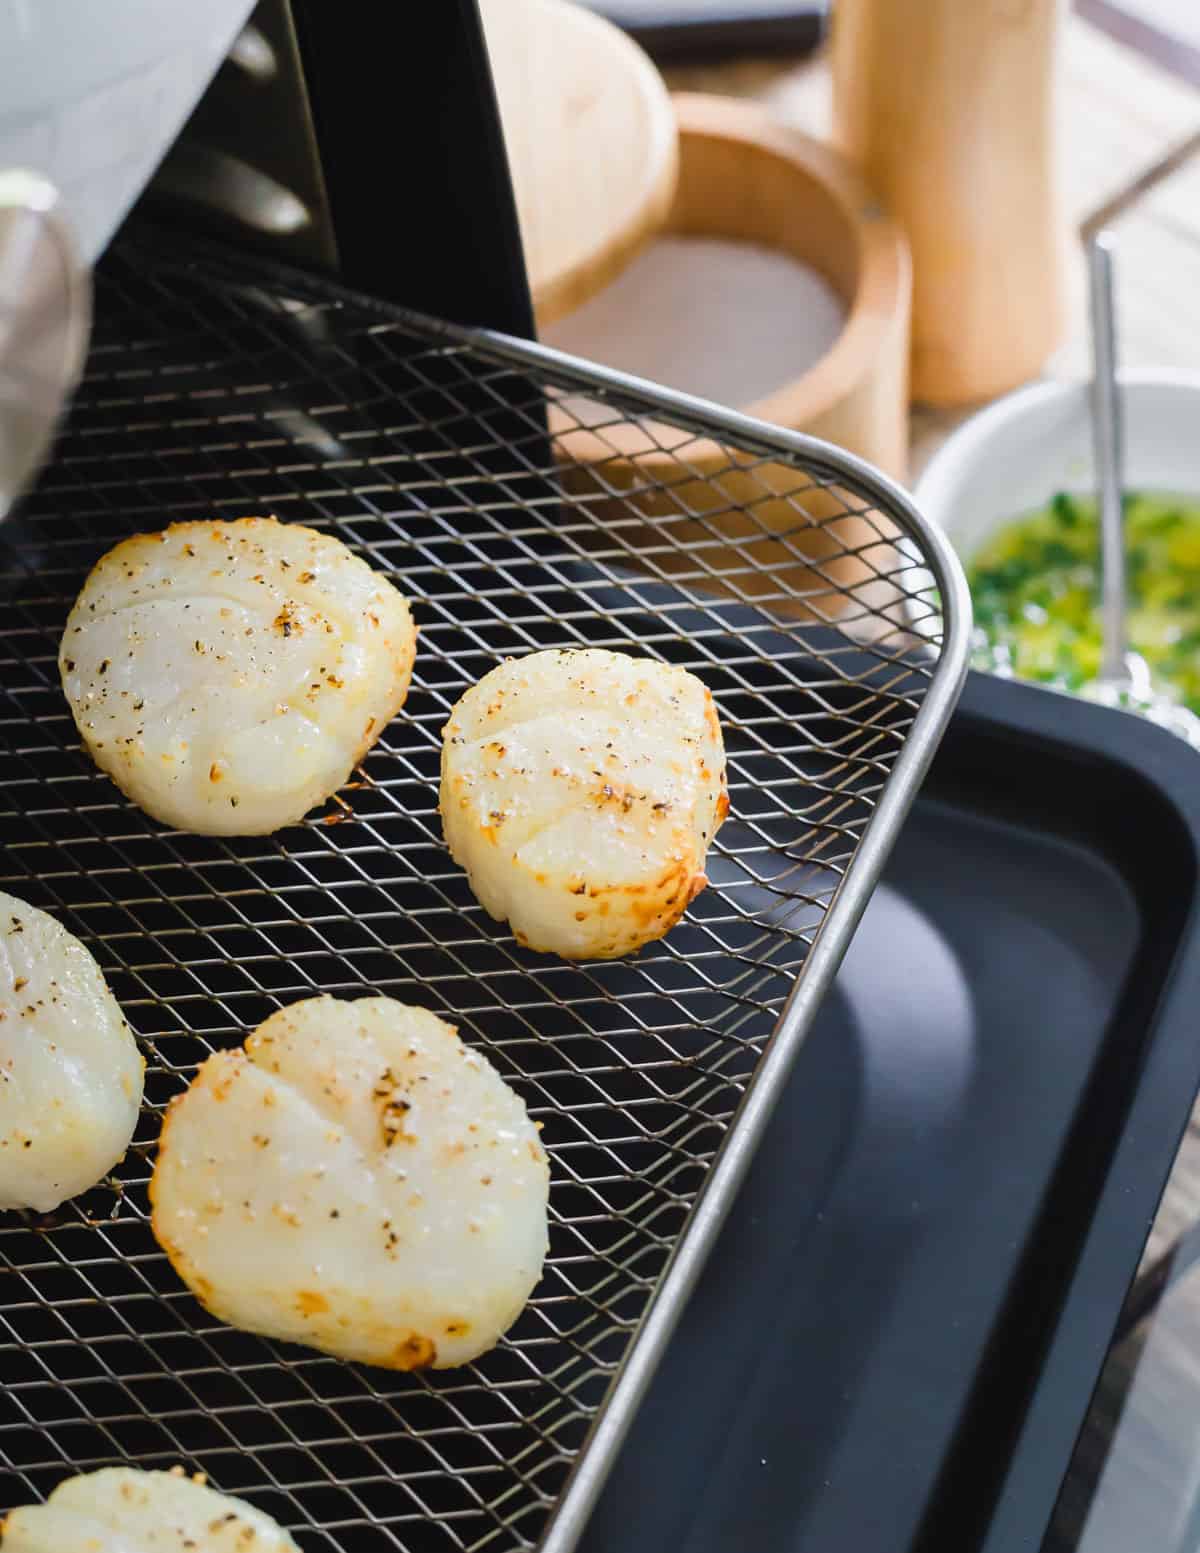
59, 517, 416, 835
150, 996, 549, 1371
440, 647, 728, 958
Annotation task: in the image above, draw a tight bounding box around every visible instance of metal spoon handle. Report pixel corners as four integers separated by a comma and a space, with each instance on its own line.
1088, 232, 1127, 684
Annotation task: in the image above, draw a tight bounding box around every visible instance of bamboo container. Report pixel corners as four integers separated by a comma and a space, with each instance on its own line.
831, 0, 1072, 408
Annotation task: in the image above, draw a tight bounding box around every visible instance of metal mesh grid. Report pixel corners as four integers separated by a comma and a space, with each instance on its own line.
0, 237, 964, 1552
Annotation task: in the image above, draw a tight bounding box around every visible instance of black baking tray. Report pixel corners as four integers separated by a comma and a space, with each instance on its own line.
582, 668, 1200, 1553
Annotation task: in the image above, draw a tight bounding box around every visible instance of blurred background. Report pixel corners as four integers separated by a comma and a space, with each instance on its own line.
484, 0, 1200, 478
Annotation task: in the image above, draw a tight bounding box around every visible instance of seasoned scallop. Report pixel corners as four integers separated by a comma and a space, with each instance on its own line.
150, 996, 549, 1371
440, 647, 728, 958
1, 1466, 300, 1551
59, 516, 416, 835
0, 890, 143, 1214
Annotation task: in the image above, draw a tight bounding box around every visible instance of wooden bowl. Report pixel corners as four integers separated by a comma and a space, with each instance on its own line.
550, 92, 912, 620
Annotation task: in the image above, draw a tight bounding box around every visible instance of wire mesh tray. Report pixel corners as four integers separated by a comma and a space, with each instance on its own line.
0, 236, 969, 1552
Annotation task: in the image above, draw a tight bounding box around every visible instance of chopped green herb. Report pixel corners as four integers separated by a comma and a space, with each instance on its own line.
966, 490, 1200, 715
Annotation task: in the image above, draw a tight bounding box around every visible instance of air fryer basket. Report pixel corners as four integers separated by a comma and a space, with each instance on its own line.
0, 237, 969, 1552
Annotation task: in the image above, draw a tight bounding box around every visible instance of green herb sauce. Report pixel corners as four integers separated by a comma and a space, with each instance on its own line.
966, 490, 1200, 713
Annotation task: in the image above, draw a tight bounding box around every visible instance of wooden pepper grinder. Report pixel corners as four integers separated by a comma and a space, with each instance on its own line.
831, 0, 1072, 408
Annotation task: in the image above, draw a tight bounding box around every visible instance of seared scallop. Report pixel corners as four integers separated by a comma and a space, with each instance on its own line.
1, 1466, 300, 1551
0, 890, 143, 1214
59, 516, 416, 835
440, 647, 728, 958
150, 995, 549, 1371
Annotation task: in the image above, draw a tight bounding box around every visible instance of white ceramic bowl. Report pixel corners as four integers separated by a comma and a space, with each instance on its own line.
914, 369, 1200, 562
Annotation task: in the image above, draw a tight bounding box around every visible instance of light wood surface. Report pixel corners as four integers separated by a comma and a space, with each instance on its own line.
661, 17, 1200, 229
830, 0, 1073, 406
480, 0, 678, 327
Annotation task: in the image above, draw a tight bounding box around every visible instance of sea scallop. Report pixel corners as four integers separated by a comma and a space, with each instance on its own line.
0, 890, 143, 1215
1, 1466, 300, 1551
59, 516, 416, 834
150, 996, 549, 1370
440, 648, 728, 957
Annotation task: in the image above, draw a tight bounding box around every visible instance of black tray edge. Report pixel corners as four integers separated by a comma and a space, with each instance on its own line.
924, 671, 1200, 1553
